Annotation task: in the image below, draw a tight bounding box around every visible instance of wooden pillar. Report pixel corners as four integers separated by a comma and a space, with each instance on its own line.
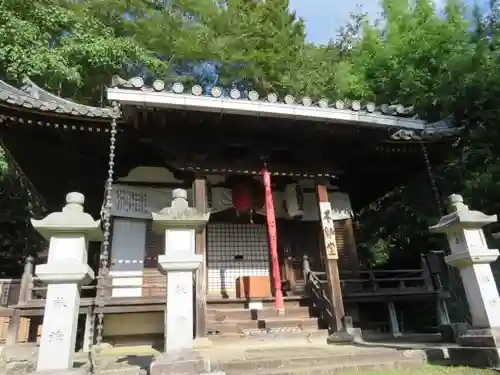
193, 176, 208, 338
262, 169, 285, 313
82, 306, 94, 352
6, 310, 21, 345
316, 182, 345, 332
387, 301, 402, 337
18, 256, 34, 305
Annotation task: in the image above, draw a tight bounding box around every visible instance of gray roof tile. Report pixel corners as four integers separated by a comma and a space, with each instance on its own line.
0, 79, 115, 119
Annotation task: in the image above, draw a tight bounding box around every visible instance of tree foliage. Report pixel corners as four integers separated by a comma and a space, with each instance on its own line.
346, 0, 500, 269
0, 0, 167, 104
3, 0, 500, 283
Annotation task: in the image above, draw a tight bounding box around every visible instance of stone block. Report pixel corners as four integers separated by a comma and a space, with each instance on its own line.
445, 328, 500, 368
448, 347, 500, 368
192, 338, 213, 350
0, 344, 38, 375
327, 316, 363, 344
3, 360, 35, 375
35, 368, 89, 375
457, 327, 500, 347
326, 328, 362, 344
149, 350, 206, 375
440, 322, 469, 343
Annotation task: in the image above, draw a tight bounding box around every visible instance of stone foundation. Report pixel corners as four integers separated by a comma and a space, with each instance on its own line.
449, 328, 500, 368
439, 323, 469, 343
149, 350, 206, 375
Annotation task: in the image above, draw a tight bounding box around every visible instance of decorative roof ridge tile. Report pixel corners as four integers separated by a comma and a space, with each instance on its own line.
0, 78, 114, 119
108, 75, 460, 140
109, 75, 416, 118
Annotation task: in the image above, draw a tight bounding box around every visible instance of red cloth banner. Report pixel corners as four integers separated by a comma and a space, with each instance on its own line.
262, 168, 285, 312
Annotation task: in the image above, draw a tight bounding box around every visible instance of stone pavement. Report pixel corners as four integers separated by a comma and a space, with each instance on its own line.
0, 338, 430, 375
86, 337, 428, 375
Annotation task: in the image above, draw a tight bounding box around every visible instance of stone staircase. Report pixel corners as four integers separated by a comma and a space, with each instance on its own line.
206, 298, 326, 339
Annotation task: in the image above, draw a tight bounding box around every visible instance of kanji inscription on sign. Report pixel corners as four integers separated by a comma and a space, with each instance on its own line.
319, 202, 338, 260
175, 284, 187, 294
48, 330, 64, 343
53, 296, 67, 309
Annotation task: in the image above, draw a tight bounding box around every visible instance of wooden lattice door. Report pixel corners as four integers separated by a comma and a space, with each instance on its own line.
142, 221, 165, 297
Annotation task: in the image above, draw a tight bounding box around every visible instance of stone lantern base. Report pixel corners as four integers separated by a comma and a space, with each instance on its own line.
447, 328, 500, 368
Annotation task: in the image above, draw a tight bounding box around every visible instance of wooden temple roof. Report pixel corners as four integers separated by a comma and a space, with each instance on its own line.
0, 77, 460, 213
0, 78, 115, 120
0, 76, 459, 142
107, 76, 459, 142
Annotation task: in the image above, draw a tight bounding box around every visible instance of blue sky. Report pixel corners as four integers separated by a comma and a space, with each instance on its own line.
289, 0, 382, 44
289, 0, 476, 44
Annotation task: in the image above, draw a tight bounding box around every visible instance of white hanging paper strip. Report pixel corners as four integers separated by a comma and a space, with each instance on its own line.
328, 192, 353, 220
284, 184, 304, 218
255, 191, 287, 218
110, 183, 352, 221
209, 187, 233, 213
257, 191, 353, 221
111, 184, 175, 219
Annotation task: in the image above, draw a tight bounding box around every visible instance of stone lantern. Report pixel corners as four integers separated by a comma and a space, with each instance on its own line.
429, 194, 500, 366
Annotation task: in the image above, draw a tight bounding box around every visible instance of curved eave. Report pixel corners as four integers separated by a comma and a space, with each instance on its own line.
106, 88, 427, 131
0, 79, 115, 120
0, 102, 116, 124
21, 78, 115, 119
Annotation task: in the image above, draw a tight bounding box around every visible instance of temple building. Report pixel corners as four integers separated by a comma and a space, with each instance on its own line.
0, 77, 455, 346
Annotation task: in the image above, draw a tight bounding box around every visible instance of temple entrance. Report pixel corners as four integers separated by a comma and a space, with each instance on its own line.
206, 207, 272, 300
206, 222, 271, 299
205, 207, 326, 300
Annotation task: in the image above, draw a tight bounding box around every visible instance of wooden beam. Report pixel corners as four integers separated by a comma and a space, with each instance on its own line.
316, 182, 345, 332
193, 176, 208, 338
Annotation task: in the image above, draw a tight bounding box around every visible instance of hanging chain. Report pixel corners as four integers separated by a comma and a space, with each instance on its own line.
90, 103, 119, 370
421, 142, 444, 216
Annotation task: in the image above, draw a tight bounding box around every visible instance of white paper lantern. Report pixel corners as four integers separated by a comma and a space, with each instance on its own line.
284, 183, 304, 218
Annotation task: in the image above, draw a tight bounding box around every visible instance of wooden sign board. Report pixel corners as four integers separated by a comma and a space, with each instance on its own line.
319, 202, 338, 260
110, 184, 172, 219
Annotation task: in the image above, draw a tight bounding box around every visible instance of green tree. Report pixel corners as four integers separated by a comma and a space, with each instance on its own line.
0, 0, 166, 104
164, 0, 309, 93
4, 0, 500, 284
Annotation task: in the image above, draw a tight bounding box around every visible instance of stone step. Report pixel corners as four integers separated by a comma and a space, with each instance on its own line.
223, 358, 425, 375
200, 345, 427, 374
207, 327, 329, 344
209, 347, 427, 375
208, 317, 320, 334
73, 344, 427, 375
95, 364, 146, 375
207, 306, 311, 321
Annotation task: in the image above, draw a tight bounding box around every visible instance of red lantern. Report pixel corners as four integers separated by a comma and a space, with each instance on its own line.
232, 182, 252, 213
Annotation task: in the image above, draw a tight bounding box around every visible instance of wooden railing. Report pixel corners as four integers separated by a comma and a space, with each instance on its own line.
14, 260, 167, 306
304, 263, 335, 328
311, 268, 435, 294
15, 255, 442, 306
0, 256, 37, 308
302, 254, 447, 331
